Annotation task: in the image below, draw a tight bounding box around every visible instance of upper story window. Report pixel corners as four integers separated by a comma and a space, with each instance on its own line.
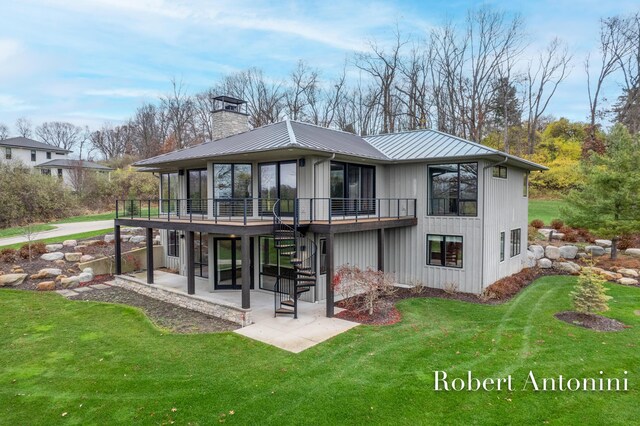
160, 172, 179, 213
47, 152, 52, 159
428, 163, 477, 216
330, 161, 375, 215
5, 147, 11, 160
492, 165, 507, 179
31, 150, 36, 161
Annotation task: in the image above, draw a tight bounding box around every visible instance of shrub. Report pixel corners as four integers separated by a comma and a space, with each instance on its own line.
550, 219, 564, 230
0, 248, 18, 263
528, 225, 540, 242
530, 219, 544, 229
576, 228, 595, 243
18, 242, 47, 260
482, 268, 539, 301
333, 265, 396, 315
563, 230, 578, 243
617, 234, 637, 250
571, 268, 611, 314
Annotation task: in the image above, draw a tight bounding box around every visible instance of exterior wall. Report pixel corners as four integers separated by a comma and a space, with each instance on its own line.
211, 110, 250, 140
481, 165, 529, 287
2, 146, 68, 168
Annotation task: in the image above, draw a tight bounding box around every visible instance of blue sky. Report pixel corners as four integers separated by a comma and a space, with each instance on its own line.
0, 0, 638, 131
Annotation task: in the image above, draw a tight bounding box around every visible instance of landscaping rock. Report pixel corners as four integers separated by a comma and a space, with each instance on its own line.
41, 252, 64, 261
122, 227, 143, 233
585, 245, 605, 256
586, 267, 622, 281
0, 273, 28, 287
525, 250, 536, 268
528, 245, 545, 259
75, 245, 87, 251
625, 248, 640, 257
537, 258, 553, 269
80, 255, 95, 263
554, 261, 581, 274
45, 243, 63, 252
62, 239, 78, 247
551, 232, 565, 240
78, 272, 94, 283
604, 248, 611, 254
60, 276, 80, 288
595, 239, 612, 248
104, 234, 115, 243
545, 246, 561, 260
84, 240, 101, 246
36, 281, 56, 291
576, 252, 589, 259
64, 252, 83, 262
30, 268, 63, 279
618, 277, 639, 286
129, 235, 146, 244
559, 245, 579, 259
538, 229, 552, 239
55, 275, 67, 283
11, 267, 24, 274
82, 267, 94, 275
618, 268, 639, 278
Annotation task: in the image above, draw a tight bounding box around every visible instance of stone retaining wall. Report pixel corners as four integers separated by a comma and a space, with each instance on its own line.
113, 275, 252, 326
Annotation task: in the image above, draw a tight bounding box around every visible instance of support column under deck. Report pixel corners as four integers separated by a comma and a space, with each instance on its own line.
241, 235, 251, 309
114, 225, 122, 275
377, 228, 385, 272
146, 227, 154, 284
186, 231, 195, 295
325, 233, 334, 318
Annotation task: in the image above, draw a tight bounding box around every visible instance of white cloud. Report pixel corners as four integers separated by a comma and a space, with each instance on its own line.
84, 88, 161, 98
0, 94, 35, 112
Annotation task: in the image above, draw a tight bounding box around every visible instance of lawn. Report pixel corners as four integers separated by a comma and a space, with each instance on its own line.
0, 229, 113, 250
54, 211, 117, 223
0, 224, 55, 239
529, 198, 567, 225
1, 276, 638, 424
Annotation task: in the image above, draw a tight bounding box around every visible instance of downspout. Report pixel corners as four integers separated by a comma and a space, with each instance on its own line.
481, 156, 508, 291
313, 153, 336, 200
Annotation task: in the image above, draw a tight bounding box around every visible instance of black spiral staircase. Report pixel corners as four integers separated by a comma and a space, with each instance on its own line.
272, 200, 317, 319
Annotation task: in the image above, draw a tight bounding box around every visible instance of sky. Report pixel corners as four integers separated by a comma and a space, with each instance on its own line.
0, 0, 638, 132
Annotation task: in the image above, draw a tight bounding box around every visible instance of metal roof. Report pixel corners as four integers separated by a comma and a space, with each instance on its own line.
0, 137, 71, 153
133, 120, 389, 167
365, 129, 546, 170
35, 159, 113, 170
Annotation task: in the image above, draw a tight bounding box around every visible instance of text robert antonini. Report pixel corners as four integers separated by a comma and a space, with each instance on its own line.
434, 370, 629, 392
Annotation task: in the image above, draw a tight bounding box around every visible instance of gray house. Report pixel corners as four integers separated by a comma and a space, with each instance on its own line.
114, 96, 545, 320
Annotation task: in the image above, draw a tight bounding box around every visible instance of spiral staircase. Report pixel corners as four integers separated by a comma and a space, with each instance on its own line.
272, 200, 317, 318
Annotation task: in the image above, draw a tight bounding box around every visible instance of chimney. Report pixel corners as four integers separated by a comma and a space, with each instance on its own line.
211, 95, 250, 140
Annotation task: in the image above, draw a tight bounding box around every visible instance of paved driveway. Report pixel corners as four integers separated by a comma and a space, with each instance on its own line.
0, 220, 114, 247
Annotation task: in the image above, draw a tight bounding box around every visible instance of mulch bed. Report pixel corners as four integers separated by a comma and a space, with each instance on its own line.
69, 286, 239, 334
335, 299, 402, 325
554, 311, 627, 332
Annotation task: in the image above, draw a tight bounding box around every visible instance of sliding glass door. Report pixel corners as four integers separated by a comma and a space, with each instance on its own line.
330, 161, 375, 215
259, 161, 297, 215
213, 164, 252, 216
214, 237, 254, 290
187, 169, 207, 214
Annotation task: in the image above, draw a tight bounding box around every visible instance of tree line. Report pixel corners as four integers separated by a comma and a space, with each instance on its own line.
0, 7, 638, 163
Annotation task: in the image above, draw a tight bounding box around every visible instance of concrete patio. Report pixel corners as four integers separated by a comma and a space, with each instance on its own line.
116, 270, 358, 353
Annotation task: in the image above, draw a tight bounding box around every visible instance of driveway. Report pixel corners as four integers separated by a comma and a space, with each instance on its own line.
0, 220, 114, 247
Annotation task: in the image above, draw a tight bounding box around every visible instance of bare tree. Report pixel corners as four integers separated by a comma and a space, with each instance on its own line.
284, 60, 319, 121
35, 121, 84, 151
90, 123, 133, 160
0, 123, 8, 140
614, 12, 640, 130
131, 103, 168, 158
15, 117, 32, 138
524, 38, 572, 153
192, 89, 216, 142
161, 78, 196, 149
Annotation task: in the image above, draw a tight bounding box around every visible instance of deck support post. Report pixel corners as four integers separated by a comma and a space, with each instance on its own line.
186, 231, 195, 295
325, 232, 334, 318
377, 228, 385, 272
241, 234, 251, 309
114, 225, 122, 275
146, 227, 154, 284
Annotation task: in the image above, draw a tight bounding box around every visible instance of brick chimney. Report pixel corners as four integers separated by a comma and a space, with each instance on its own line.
211, 95, 250, 140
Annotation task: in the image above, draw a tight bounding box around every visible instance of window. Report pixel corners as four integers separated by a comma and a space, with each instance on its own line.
187, 169, 208, 213
500, 232, 505, 262
428, 163, 477, 216
259, 161, 296, 215
492, 165, 507, 179
5, 147, 11, 160
523, 173, 528, 197
40, 168, 51, 176
330, 161, 375, 215
57, 169, 63, 179
319, 238, 327, 275
56, 152, 65, 156
510, 229, 521, 257
168, 230, 179, 257
31, 150, 36, 161
427, 235, 463, 268
160, 172, 179, 213
47, 152, 52, 159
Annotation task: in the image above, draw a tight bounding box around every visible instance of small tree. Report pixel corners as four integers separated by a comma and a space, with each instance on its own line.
332, 265, 396, 315
571, 268, 612, 314
21, 222, 37, 263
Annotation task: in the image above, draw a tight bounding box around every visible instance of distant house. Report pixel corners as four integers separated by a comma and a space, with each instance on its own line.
0, 136, 112, 187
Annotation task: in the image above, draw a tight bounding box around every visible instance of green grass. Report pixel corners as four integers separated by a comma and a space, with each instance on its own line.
0, 229, 112, 250
1, 276, 638, 424
54, 211, 117, 223
529, 199, 567, 225
0, 224, 55, 239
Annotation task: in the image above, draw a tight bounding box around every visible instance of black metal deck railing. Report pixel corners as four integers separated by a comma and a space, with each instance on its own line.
115, 197, 417, 224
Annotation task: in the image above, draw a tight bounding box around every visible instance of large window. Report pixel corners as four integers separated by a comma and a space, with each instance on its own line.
500, 232, 505, 262
160, 172, 179, 213
168, 230, 179, 257
259, 161, 296, 215
187, 169, 208, 213
510, 229, 521, 257
213, 164, 252, 216
330, 161, 375, 215
5, 147, 11, 160
428, 163, 477, 216
31, 150, 36, 162
427, 235, 463, 268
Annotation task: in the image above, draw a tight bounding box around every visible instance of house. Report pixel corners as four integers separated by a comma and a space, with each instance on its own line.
0, 136, 113, 186
114, 95, 546, 321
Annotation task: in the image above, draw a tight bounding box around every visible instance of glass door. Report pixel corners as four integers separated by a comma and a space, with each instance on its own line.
187, 169, 208, 214
258, 161, 297, 216
194, 232, 208, 278
214, 238, 253, 290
